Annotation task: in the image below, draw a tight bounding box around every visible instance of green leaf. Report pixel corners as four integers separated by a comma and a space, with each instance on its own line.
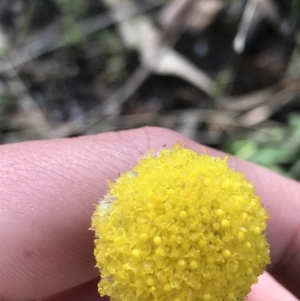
231, 140, 258, 160
250, 148, 296, 166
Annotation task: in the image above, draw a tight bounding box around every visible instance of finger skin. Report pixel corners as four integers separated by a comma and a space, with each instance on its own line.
248, 272, 299, 301
0, 127, 299, 300
38, 278, 107, 301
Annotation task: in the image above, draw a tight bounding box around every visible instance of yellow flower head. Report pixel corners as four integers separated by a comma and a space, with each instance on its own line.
92, 144, 270, 301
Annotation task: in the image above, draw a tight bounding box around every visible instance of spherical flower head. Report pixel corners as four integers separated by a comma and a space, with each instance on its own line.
91, 144, 270, 301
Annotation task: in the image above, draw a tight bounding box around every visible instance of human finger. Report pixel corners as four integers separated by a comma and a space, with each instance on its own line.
0, 127, 300, 300
248, 272, 298, 301
38, 278, 107, 301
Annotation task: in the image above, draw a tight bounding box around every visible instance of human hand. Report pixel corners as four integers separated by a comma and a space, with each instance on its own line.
0, 127, 299, 301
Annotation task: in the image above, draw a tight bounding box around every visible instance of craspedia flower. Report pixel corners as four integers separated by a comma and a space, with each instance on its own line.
91, 144, 270, 301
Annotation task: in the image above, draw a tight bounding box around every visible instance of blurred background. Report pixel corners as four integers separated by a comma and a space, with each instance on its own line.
0, 0, 299, 179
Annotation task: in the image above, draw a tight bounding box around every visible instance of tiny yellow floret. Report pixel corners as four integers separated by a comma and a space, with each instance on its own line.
213, 222, 220, 230
221, 219, 230, 229
237, 232, 245, 241
253, 226, 261, 235
204, 178, 212, 185
140, 233, 149, 241
92, 144, 270, 301
203, 293, 211, 300
179, 210, 187, 219
216, 209, 224, 217
228, 292, 235, 300
132, 249, 140, 257
199, 239, 207, 247
222, 249, 231, 258
153, 236, 162, 245
189, 260, 198, 270
146, 277, 155, 286
178, 259, 186, 268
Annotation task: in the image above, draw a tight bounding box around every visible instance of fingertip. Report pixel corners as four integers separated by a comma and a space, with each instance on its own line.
248, 272, 298, 301
38, 278, 107, 301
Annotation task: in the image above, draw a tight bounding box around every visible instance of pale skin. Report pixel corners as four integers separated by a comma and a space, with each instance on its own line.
0, 127, 299, 301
